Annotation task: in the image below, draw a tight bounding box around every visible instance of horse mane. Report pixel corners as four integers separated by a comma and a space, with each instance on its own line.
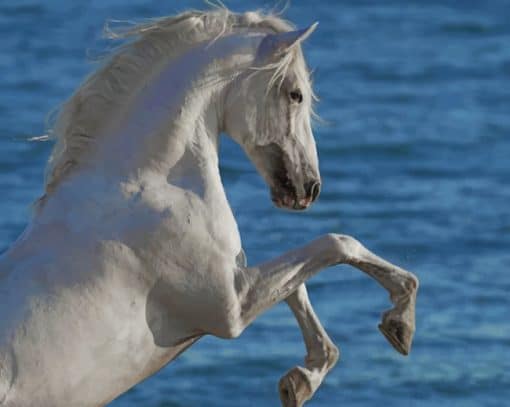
39, 7, 312, 206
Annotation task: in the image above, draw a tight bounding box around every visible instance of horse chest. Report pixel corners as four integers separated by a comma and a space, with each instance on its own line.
161, 191, 241, 261
117, 185, 241, 271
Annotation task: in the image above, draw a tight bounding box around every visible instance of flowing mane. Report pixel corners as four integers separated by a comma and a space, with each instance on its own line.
41, 8, 308, 203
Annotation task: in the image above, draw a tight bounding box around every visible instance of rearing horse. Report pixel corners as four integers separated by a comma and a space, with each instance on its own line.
0, 10, 418, 407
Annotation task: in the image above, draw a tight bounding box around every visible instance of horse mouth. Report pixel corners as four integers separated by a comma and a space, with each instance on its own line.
269, 151, 308, 211
270, 173, 301, 210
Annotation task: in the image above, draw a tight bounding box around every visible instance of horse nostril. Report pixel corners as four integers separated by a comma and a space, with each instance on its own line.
311, 181, 321, 201
305, 181, 321, 202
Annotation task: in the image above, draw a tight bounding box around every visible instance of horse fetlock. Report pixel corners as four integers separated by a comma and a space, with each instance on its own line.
305, 340, 339, 372
406, 273, 419, 293
325, 341, 340, 368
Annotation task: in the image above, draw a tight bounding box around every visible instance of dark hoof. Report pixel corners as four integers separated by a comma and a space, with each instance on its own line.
278, 367, 312, 407
378, 319, 414, 356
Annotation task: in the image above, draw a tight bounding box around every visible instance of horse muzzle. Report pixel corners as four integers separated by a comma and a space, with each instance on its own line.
271, 179, 321, 210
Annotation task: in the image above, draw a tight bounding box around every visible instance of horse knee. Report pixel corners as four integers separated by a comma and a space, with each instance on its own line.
322, 233, 362, 261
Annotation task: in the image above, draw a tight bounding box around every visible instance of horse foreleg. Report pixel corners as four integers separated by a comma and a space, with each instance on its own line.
234, 234, 418, 406
279, 284, 339, 407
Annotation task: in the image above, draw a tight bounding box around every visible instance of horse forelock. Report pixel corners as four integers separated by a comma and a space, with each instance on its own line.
39, 7, 314, 208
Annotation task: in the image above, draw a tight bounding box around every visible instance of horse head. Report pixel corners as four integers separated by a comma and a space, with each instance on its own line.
224, 24, 320, 210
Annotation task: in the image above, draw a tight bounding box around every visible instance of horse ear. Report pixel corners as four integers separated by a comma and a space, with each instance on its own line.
257, 22, 318, 61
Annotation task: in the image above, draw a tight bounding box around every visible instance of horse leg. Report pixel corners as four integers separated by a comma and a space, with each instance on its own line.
278, 284, 339, 407
235, 234, 418, 406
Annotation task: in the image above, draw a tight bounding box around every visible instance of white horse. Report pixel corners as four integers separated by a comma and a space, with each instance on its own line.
0, 9, 418, 407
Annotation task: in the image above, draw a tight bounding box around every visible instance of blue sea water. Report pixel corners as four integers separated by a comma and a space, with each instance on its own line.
1, 1, 509, 406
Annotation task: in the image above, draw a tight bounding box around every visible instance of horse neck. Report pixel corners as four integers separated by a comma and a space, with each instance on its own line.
52, 34, 261, 210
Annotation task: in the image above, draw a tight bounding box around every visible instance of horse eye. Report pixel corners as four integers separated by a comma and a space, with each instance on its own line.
289, 90, 303, 104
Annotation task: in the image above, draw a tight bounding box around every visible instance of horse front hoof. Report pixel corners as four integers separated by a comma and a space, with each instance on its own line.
278, 367, 313, 407
378, 318, 414, 356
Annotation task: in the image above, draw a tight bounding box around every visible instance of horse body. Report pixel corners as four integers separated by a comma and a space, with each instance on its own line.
0, 10, 418, 407
0, 31, 249, 405
0, 170, 207, 406
0, 232, 176, 406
